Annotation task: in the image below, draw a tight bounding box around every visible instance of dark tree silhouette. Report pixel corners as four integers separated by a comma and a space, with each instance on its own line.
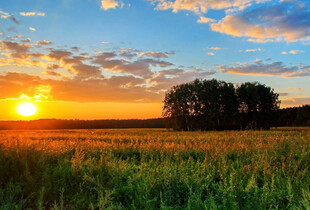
163, 79, 239, 131
163, 79, 280, 131
236, 82, 280, 130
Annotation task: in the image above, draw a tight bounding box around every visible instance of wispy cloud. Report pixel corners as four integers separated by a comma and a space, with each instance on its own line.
29, 27, 36, 31
0, 10, 20, 24
288, 87, 301, 91
20, 12, 45, 16
208, 47, 221, 50
36, 40, 52, 46
282, 50, 304, 55
245, 48, 263, 52
218, 60, 310, 78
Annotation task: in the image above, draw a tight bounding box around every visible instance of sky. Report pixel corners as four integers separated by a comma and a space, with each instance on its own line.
0, 0, 309, 120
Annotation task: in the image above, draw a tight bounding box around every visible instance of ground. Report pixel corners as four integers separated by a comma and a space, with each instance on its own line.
0, 128, 310, 209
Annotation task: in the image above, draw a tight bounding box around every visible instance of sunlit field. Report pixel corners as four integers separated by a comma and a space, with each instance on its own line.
1, 128, 310, 209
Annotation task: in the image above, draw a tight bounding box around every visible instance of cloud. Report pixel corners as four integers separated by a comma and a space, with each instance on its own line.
139, 51, 170, 58
289, 50, 304, 54
0, 41, 33, 58
245, 48, 262, 52
9, 16, 20, 24
119, 48, 139, 59
70, 63, 102, 77
197, 16, 215, 24
281, 97, 310, 107
150, 68, 215, 90
47, 50, 73, 60
101, 0, 124, 10
218, 60, 310, 78
210, 3, 310, 42
0, 10, 10, 19
46, 63, 60, 70
208, 47, 221, 50
92, 50, 173, 78
148, 0, 267, 15
20, 12, 45, 17
36, 40, 52, 46
0, 40, 215, 103
1, 10, 20, 24
288, 87, 301, 91
43, 71, 67, 78
101, 41, 110, 44
71, 47, 80, 52
279, 92, 289, 96
20, 12, 35, 16
0, 72, 162, 103
29, 27, 36, 31
21, 38, 31, 43
282, 50, 304, 55
207, 52, 215, 56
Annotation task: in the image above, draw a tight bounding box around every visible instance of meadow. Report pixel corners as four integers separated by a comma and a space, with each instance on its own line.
0, 128, 309, 209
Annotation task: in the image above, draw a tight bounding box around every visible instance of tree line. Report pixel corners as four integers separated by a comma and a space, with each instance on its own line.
0, 118, 164, 130
163, 79, 281, 131
0, 105, 308, 130
276, 105, 310, 127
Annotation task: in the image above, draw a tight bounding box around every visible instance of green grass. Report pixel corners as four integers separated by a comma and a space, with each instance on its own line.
0, 128, 310, 209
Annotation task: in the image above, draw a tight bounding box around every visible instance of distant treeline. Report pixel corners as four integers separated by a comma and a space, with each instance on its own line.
0, 118, 165, 130
276, 105, 310, 127
0, 106, 308, 130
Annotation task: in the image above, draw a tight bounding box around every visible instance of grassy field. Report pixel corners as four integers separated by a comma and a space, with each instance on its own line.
0, 128, 310, 209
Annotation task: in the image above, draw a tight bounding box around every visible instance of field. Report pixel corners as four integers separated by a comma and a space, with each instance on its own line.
0, 128, 310, 209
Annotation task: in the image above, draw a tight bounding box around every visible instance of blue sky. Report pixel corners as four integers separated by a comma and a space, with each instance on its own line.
0, 0, 310, 119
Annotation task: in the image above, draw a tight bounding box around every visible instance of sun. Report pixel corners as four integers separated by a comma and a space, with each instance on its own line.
17, 102, 37, 117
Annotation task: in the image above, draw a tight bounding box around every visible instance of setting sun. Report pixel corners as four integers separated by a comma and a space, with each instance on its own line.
17, 102, 37, 117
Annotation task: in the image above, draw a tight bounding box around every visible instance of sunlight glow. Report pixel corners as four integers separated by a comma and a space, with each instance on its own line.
17, 102, 37, 116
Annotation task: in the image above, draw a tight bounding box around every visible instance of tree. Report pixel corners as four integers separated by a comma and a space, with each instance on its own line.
163, 79, 280, 131
162, 79, 239, 131
162, 83, 193, 130
295, 105, 310, 126
236, 82, 280, 130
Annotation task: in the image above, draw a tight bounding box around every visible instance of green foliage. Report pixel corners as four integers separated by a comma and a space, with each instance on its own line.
0, 128, 309, 209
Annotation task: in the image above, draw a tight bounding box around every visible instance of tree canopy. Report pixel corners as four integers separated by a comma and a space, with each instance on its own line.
163, 79, 280, 131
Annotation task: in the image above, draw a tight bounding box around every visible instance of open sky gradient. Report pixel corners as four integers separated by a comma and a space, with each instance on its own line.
0, 0, 309, 120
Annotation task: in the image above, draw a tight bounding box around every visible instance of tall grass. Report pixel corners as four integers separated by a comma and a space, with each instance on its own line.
0, 128, 309, 209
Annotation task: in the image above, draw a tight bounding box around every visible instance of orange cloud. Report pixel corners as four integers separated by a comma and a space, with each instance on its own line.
197, 16, 215, 23
208, 47, 221, 50
0, 40, 214, 103
101, 0, 123, 10
149, 0, 270, 14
